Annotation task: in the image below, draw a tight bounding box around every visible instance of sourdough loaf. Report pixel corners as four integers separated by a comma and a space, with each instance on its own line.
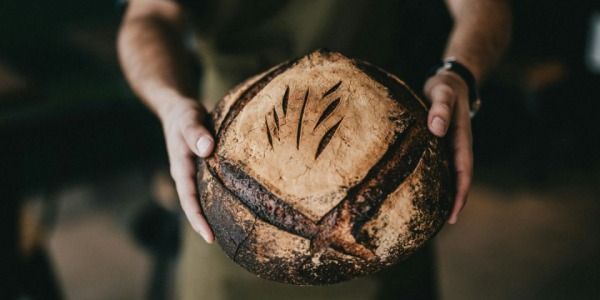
197, 49, 454, 285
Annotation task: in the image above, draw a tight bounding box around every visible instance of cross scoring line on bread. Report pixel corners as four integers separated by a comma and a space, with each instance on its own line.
210, 114, 421, 260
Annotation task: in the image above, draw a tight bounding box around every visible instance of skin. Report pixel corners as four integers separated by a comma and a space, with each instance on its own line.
118, 0, 511, 243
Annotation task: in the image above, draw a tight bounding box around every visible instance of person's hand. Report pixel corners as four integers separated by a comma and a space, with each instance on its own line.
160, 97, 215, 243
423, 71, 473, 224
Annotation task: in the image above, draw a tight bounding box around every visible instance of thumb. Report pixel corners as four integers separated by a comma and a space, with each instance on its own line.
426, 84, 456, 138
182, 122, 215, 157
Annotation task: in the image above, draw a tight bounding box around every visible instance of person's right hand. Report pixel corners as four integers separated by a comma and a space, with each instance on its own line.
160, 97, 215, 243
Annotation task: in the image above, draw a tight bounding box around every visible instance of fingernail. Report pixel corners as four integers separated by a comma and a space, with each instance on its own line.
196, 136, 213, 156
432, 117, 447, 136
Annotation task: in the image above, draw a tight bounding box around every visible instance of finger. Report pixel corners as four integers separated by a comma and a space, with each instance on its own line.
447, 122, 473, 224
176, 107, 214, 157
180, 120, 215, 158
426, 84, 456, 137
169, 147, 215, 243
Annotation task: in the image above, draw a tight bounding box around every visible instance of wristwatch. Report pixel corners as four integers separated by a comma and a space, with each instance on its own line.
427, 57, 481, 117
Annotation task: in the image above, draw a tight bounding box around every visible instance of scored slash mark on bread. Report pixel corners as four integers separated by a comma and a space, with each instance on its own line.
315, 118, 343, 160
296, 88, 310, 150
273, 107, 280, 132
313, 97, 341, 131
321, 80, 342, 99
265, 115, 274, 149
282, 85, 289, 117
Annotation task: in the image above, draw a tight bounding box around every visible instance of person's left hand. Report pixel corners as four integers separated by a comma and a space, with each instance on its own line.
423, 71, 473, 224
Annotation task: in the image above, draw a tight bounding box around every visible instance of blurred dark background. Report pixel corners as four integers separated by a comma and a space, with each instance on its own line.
1, 1, 599, 299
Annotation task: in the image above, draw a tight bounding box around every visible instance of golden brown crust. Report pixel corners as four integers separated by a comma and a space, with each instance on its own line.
198, 49, 453, 285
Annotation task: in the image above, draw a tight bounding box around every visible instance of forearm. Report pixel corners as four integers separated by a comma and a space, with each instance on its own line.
444, 0, 512, 83
117, 1, 197, 121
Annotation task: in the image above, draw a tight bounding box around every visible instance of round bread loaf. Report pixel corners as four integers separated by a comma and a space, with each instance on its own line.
197, 49, 454, 285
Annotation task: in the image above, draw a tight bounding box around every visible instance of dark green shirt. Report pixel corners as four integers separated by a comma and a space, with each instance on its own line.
176, 0, 451, 105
